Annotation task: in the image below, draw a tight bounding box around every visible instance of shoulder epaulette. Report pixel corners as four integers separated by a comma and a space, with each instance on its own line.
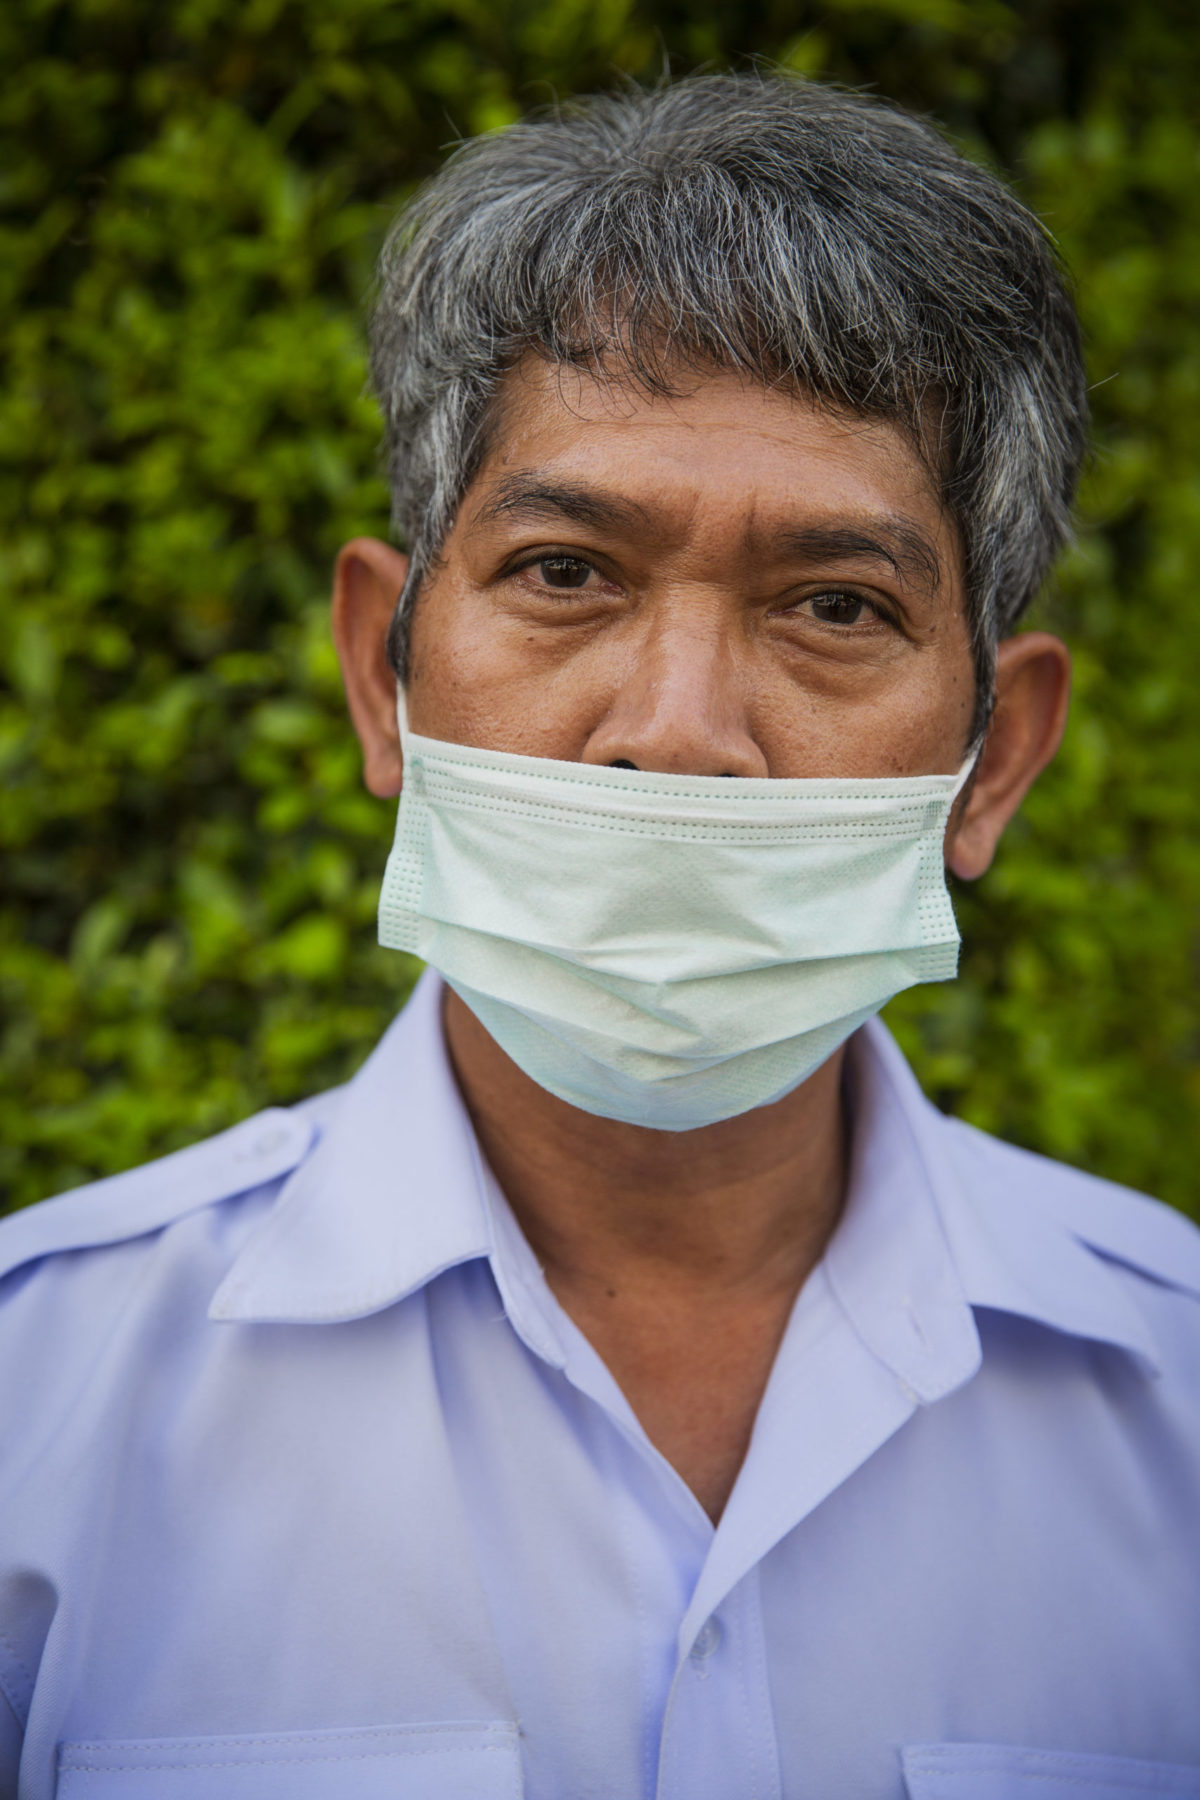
946, 1115, 1200, 1301
0, 1108, 314, 1285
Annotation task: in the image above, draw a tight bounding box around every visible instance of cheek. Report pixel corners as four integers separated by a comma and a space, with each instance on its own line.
407, 582, 611, 755
880, 631, 977, 771
407, 596, 491, 741
405, 585, 479, 732
885, 636, 977, 768
753, 631, 976, 777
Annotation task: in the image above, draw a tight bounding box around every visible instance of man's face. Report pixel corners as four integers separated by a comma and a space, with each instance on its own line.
405, 358, 976, 779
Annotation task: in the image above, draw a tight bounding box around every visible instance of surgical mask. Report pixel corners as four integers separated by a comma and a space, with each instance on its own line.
379, 697, 974, 1131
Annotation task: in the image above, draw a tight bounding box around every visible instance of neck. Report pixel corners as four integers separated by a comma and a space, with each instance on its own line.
442, 986, 849, 1521
441, 985, 847, 1306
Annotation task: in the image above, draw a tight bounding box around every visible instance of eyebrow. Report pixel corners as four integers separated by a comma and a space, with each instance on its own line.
470, 474, 944, 594
469, 475, 654, 536
771, 522, 943, 593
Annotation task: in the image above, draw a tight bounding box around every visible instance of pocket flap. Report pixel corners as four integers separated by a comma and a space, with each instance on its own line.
57, 1721, 522, 1798
903, 1743, 1200, 1799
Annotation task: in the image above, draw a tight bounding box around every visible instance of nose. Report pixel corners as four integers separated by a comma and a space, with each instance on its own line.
582, 618, 768, 778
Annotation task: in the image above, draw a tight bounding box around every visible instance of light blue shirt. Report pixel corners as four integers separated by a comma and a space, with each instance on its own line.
2, 971, 1199, 1800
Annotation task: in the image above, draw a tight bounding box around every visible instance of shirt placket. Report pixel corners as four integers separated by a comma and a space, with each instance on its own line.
656, 1563, 782, 1800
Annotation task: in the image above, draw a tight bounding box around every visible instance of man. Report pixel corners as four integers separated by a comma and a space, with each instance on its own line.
1, 73, 1197, 1800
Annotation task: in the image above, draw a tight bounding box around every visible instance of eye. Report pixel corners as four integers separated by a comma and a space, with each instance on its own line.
807, 590, 871, 625
535, 556, 595, 589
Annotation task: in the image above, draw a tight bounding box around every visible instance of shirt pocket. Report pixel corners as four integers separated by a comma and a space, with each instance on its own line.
56, 1721, 523, 1799
903, 1743, 1200, 1799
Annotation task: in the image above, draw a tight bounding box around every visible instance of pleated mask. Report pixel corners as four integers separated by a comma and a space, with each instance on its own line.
379, 696, 973, 1131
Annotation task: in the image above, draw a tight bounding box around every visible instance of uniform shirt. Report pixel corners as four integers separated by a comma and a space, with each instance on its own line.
1, 970, 1199, 1800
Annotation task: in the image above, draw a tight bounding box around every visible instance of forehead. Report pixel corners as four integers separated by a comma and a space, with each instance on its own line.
471, 355, 953, 554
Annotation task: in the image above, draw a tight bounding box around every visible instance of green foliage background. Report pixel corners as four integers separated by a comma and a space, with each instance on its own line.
1, 0, 1196, 1216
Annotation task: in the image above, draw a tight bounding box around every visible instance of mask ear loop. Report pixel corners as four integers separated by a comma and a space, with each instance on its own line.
395, 681, 409, 747
949, 748, 980, 801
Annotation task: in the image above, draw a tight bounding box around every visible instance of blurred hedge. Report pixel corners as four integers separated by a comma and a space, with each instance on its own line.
1, 0, 1196, 1216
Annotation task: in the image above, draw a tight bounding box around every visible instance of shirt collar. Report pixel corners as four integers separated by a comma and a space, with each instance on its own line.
847, 1019, 1161, 1379
822, 1022, 981, 1406
212, 975, 1160, 1377
211, 972, 569, 1364
210, 972, 491, 1325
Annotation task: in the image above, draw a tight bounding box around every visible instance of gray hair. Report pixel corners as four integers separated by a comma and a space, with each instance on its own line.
369, 73, 1088, 737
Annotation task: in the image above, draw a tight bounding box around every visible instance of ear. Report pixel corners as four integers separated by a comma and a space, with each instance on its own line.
947, 631, 1072, 881
331, 537, 410, 798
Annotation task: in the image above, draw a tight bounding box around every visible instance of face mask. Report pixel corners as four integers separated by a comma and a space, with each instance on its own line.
378, 698, 974, 1132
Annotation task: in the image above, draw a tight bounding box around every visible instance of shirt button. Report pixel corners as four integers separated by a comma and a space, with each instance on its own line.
690, 1616, 722, 1661
237, 1126, 289, 1160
